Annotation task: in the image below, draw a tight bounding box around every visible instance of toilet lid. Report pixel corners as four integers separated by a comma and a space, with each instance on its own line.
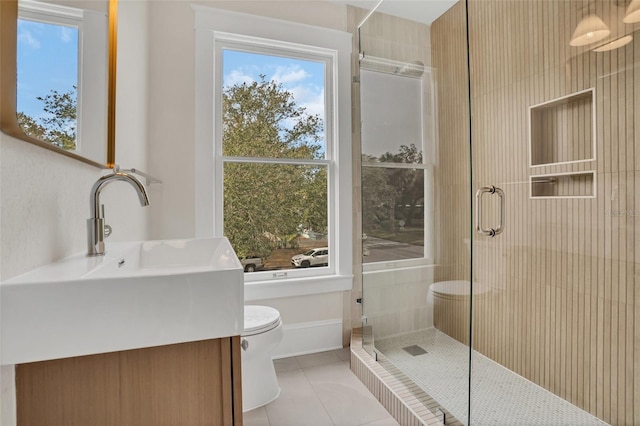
243, 305, 281, 336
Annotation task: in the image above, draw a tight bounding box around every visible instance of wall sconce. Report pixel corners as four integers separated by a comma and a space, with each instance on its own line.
570, 14, 611, 46
624, 0, 640, 23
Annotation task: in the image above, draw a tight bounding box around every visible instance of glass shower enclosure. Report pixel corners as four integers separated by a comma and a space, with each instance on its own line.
359, 0, 639, 424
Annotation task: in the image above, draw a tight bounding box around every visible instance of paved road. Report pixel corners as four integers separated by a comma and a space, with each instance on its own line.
363, 236, 423, 263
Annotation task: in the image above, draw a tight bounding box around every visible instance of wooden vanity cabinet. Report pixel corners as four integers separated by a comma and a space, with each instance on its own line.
16, 337, 243, 426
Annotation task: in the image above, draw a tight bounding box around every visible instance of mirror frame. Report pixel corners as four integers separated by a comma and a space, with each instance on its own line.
0, 0, 117, 168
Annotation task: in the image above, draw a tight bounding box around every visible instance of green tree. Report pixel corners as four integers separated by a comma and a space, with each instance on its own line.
16, 112, 46, 140
386, 144, 424, 227
300, 167, 328, 234
362, 144, 425, 237
222, 76, 326, 259
378, 144, 424, 227
361, 155, 396, 232
17, 86, 77, 150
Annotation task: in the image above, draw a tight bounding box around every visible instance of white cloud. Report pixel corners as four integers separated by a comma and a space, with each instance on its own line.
18, 30, 40, 49
224, 69, 255, 88
290, 85, 325, 121
224, 62, 325, 141
60, 27, 72, 43
271, 65, 323, 121
271, 65, 308, 85
281, 85, 325, 142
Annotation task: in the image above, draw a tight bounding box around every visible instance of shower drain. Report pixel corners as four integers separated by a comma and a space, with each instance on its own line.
402, 345, 428, 356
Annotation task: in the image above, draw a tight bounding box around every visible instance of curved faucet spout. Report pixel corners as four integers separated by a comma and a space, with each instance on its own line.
90, 172, 150, 219
87, 172, 150, 256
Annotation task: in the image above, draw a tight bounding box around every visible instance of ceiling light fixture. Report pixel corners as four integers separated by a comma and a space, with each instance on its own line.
592, 35, 633, 52
623, 0, 640, 23
570, 14, 611, 46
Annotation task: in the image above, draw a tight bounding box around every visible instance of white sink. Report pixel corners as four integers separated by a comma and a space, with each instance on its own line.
1, 238, 244, 365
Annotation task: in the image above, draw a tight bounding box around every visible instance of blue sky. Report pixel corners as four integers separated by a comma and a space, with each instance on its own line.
17, 18, 78, 118
222, 49, 326, 129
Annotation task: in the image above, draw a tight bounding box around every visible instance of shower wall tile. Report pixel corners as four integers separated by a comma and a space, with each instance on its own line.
364, 266, 435, 340
359, 12, 431, 67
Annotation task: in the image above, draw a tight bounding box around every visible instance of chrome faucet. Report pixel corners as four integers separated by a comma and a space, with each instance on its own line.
87, 172, 150, 256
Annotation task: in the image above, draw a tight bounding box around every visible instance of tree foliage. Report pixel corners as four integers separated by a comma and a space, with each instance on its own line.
17, 86, 77, 150
16, 112, 47, 140
223, 76, 322, 159
222, 76, 326, 259
362, 155, 395, 231
362, 144, 425, 233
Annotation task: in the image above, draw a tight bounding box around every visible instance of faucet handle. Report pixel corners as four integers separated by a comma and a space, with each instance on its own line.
100, 204, 112, 238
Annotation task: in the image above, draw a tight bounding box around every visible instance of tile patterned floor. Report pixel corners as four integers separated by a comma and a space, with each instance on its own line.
243, 348, 400, 426
375, 328, 610, 426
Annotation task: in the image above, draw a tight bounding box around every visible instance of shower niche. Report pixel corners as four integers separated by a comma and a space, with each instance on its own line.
529, 88, 595, 167
528, 88, 596, 199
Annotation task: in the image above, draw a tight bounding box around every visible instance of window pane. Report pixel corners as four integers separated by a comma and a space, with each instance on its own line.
360, 69, 423, 164
362, 167, 424, 263
17, 19, 78, 150
222, 49, 325, 160
224, 162, 328, 272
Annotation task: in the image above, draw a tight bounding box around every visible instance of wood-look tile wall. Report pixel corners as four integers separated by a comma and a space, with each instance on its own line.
348, 5, 366, 347
433, 1, 640, 424
358, 11, 432, 67
430, 2, 472, 287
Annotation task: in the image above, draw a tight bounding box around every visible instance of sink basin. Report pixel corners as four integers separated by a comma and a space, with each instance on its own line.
1, 238, 244, 365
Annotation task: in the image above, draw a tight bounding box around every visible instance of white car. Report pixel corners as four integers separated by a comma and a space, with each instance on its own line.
240, 256, 264, 272
291, 247, 329, 268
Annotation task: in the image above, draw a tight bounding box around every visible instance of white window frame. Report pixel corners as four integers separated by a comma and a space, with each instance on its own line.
194, 6, 353, 300
359, 66, 437, 273
215, 37, 334, 281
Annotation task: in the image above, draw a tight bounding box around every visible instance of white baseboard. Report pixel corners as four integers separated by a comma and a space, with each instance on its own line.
273, 318, 343, 359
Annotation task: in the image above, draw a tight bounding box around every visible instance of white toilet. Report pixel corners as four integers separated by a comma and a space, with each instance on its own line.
427, 239, 502, 339
241, 305, 283, 412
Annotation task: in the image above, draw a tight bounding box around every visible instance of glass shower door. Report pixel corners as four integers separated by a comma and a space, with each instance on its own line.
359, 1, 474, 423
467, 0, 638, 424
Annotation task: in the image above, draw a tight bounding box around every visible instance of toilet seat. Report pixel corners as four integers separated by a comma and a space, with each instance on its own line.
243, 305, 281, 336
430, 280, 490, 300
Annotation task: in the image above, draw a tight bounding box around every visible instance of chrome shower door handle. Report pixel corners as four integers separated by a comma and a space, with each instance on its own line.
493, 186, 505, 236
475, 185, 505, 237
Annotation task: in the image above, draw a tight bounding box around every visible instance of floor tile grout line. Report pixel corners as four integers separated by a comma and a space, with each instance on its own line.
247, 349, 398, 426
297, 353, 398, 426
299, 361, 340, 426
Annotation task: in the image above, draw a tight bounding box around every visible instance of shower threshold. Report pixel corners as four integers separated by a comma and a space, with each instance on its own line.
375, 328, 609, 426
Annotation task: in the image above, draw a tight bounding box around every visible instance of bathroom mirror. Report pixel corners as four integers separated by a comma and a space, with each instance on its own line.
0, 0, 116, 168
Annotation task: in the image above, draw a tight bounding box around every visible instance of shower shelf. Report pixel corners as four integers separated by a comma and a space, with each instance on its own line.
530, 171, 595, 199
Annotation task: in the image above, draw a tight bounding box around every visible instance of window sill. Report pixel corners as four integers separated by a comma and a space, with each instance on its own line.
363, 258, 435, 273
244, 274, 353, 301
